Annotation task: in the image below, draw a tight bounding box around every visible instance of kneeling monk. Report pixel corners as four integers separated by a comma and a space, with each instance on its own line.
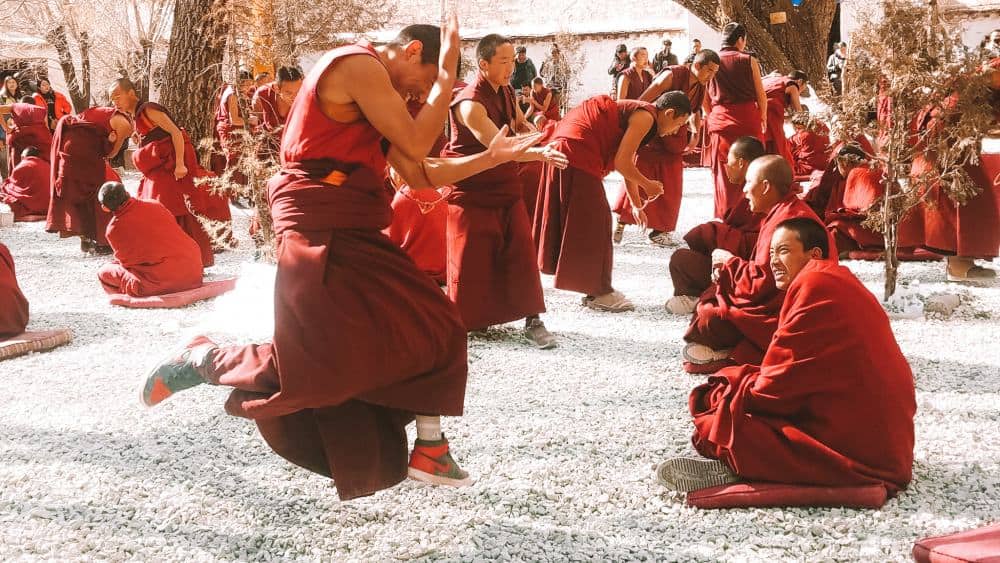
1, 147, 51, 220
682, 155, 835, 370
534, 91, 691, 312
657, 218, 915, 494
140, 20, 543, 499
96, 182, 203, 297
0, 242, 29, 338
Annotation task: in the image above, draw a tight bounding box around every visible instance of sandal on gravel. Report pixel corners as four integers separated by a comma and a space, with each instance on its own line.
682, 343, 732, 365
581, 292, 635, 313
656, 457, 741, 492
947, 265, 998, 284
665, 295, 699, 315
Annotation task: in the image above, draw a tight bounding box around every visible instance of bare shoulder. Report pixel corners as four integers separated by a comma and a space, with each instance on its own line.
317, 54, 387, 104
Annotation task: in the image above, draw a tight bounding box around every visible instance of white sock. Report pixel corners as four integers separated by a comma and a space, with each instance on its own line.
415, 415, 443, 442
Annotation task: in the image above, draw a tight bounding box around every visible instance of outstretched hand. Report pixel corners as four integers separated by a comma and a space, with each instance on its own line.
540, 142, 569, 169
487, 125, 543, 163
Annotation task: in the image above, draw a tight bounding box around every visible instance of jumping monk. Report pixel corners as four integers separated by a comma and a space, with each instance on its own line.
682, 155, 836, 372
252, 65, 305, 162
0, 97, 51, 173
0, 242, 29, 338
46, 106, 133, 254
613, 49, 721, 247
705, 22, 767, 218
761, 71, 806, 165
666, 136, 765, 315
1, 147, 51, 220
657, 218, 915, 495
96, 182, 203, 297
109, 79, 215, 268
444, 34, 567, 347
534, 92, 691, 312
528, 77, 561, 126
616, 47, 655, 101
140, 20, 544, 499
789, 111, 830, 176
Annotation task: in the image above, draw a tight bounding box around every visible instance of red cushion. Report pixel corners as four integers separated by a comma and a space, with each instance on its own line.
847, 248, 944, 262
686, 482, 888, 509
17, 214, 47, 222
913, 523, 1000, 563
108, 277, 237, 309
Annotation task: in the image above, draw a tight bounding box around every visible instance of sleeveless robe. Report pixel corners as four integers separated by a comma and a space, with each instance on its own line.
619, 66, 653, 101
761, 76, 796, 166
531, 86, 561, 121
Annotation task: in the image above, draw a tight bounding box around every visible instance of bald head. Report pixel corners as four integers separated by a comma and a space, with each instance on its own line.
98, 181, 130, 212
743, 155, 794, 213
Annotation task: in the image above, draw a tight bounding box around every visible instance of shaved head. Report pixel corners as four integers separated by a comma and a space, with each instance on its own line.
98, 181, 130, 211
747, 155, 793, 195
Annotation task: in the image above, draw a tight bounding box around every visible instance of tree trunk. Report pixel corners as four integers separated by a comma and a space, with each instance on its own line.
161, 0, 228, 154
674, 0, 838, 99
46, 25, 90, 112
882, 172, 900, 300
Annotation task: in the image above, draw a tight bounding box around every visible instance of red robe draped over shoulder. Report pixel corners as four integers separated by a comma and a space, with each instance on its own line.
826, 164, 924, 252
685, 193, 836, 365
208, 43, 468, 501
252, 83, 290, 161
761, 76, 796, 166
533, 96, 656, 295
100, 198, 203, 297
690, 259, 915, 495
46, 107, 126, 245
131, 102, 215, 267
706, 48, 764, 218
384, 188, 447, 284
1, 156, 51, 220
0, 243, 29, 338
441, 72, 545, 329
670, 199, 762, 297
7, 103, 52, 173
790, 128, 830, 176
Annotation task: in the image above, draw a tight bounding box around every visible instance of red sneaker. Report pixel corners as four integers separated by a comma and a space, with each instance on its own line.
407, 435, 472, 487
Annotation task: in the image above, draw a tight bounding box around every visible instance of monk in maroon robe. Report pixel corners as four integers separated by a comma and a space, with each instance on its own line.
444, 34, 567, 347
528, 77, 561, 126
789, 113, 830, 176
211, 71, 255, 184
0, 98, 51, 173
761, 71, 806, 166
0, 242, 29, 338
682, 155, 836, 372
109, 79, 215, 267
534, 92, 691, 312
46, 106, 133, 254
1, 147, 50, 220
657, 218, 915, 494
666, 136, 765, 314
705, 22, 767, 218
141, 20, 543, 499
251, 66, 304, 162
96, 182, 203, 297
616, 47, 654, 102
613, 50, 721, 246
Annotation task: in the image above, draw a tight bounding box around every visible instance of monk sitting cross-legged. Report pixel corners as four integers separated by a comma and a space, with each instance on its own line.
657, 218, 915, 495
0, 242, 29, 338
96, 182, 203, 298
1, 147, 51, 220
666, 136, 765, 315
682, 155, 836, 372
534, 91, 691, 312
140, 19, 544, 499
788, 111, 831, 177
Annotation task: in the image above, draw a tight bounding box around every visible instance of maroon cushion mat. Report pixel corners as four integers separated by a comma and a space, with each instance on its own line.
108, 277, 237, 309
686, 481, 888, 509
913, 523, 1000, 563
0, 329, 74, 361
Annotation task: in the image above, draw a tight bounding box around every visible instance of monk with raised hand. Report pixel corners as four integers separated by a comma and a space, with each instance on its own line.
658, 218, 915, 495
46, 106, 133, 255
140, 19, 544, 499
666, 136, 765, 315
110, 79, 215, 268
616, 47, 654, 102
705, 22, 767, 218
0, 97, 51, 173
613, 49, 721, 247
682, 155, 836, 372
444, 33, 567, 348
534, 91, 691, 312
1, 147, 51, 220
0, 242, 29, 338
761, 70, 806, 165
96, 182, 203, 297
252, 66, 304, 161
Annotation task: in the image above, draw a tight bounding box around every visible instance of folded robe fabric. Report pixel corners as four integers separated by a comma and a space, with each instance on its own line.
384, 188, 447, 284
686, 482, 889, 510
913, 523, 1000, 563
0, 329, 73, 361
1, 156, 51, 220
7, 103, 52, 173
0, 243, 29, 338
690, 259, 916, 495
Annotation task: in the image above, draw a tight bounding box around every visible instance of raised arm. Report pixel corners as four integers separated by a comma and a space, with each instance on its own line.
616, 74, 630, 102
108, 114, 134, 160
614, 111, 663, 207
787, 85, 803, 113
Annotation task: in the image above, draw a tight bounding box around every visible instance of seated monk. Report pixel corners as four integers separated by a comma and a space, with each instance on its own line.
802, 135, 875, 218
657, 218, 915, 494
1, 147, 51, 220
788, 111, 830, 176
666, 136, 765, 314
0, 242, 29, 338
0, 97, 52, 173
682, 155, 836, 371
96, 182, 203, 298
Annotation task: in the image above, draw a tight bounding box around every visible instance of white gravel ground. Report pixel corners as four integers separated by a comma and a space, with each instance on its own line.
1, 168, 998, 562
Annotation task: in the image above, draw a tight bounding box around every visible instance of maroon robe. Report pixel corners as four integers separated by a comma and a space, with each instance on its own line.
1, 155, 50, 220
0, 242, 29, 338
442, 72, 545, 329
761, 76, 796, 166
7, 103, 51, 173
252, 83, 289, 161
98, 198, 204, 297
533, 96, 657, 295
531, 86, 561, 121
45, 107, 126, 245
619, 66, 653, 100
789, 128, 830, 176
205, 43, 467, 500
669, 199, 762, 297
826, 164, 924, 252
685, 193, 837, 365
691, 260, 915, 495
131, 102, 215, 267
211, 85, 248, 187
384, 188, 448, 284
